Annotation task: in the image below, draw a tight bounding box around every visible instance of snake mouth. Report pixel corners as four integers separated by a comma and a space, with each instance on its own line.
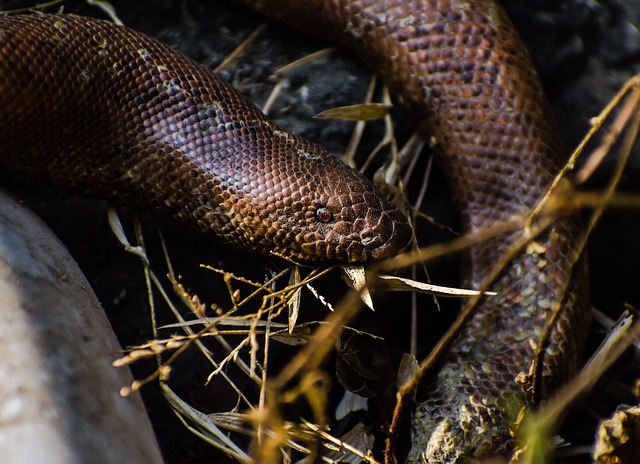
363, 213, 412, 261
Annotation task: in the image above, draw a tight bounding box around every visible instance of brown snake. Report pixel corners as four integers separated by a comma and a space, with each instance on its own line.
0, 2, 590, 462
237, 1, 591, 461
0, 13, 411, 263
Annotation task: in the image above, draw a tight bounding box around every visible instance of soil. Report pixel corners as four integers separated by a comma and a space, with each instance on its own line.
1, 0, 639, 463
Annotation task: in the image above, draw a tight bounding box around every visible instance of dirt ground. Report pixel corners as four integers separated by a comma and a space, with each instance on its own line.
1, 0, 639, 462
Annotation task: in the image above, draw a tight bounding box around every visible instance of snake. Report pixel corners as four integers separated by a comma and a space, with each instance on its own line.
0, 2, 591, 462
0, 13, 411, 263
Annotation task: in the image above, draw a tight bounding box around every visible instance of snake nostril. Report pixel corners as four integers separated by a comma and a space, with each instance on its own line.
316, 207, 333, 223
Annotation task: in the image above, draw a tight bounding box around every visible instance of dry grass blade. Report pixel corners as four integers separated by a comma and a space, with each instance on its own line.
107, 207, 148, 262
106, 202, 361, 460
344, 75, 378, 166
516, 313, 640, 464
575, 75, 640, 185
162, 383, 252, 463
213, 22, 268, 74
287, 265, 302, 333
261, 80, 283, 115
85, 0, 121, 23
387, 72, 640, 463
250, 291, 366, 461
341, 264, 374, 310
513, 75, 640, 462
1, 0, 64, 13
301, 421, 377, 464
381, 214, 527, 271
373, 273, 496, 297
84, 5, 640, 462
360, 86, 398, 175
271, 47, 337, 76
109, 215, 270, 403
315, 103, 393, 121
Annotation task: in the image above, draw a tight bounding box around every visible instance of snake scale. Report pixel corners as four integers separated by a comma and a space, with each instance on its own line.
0, 1, 590, 462
0, 13, 411, 263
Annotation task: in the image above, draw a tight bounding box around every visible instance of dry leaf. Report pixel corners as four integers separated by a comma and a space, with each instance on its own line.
288, 265, 302, 333
341, 265, 374, 310
372, 273, 496, 297
315, 103, 393, 121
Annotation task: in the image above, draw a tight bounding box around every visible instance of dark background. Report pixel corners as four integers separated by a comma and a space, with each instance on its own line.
1, 0, 639, 462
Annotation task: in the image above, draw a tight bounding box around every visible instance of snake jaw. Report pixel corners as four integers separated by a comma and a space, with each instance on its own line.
317, 197, 411, 262
251, 137, 413, 263
362, 212, 413, 260
289, 202, 411, 263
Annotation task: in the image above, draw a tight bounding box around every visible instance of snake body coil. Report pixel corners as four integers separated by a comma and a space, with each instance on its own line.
0, 13, 411, 263
0, 3, 591, 462
240, 0, 591, 461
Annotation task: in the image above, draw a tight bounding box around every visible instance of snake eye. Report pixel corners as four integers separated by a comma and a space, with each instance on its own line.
316, 207, 333, 223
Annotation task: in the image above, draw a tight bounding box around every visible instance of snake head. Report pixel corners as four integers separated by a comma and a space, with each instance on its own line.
297, 170, 413, 262
210, 131, 412, 263
137, 65, 412, 263
255, 136, 412, 263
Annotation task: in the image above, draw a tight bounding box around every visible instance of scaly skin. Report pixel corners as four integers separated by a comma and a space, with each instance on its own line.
0, 5, 591, 461
238, 0, 591, 461
0, 13, 411, 263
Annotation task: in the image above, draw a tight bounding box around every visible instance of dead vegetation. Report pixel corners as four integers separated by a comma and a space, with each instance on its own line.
3, 1, 640, 462
108, 28, 640, 463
